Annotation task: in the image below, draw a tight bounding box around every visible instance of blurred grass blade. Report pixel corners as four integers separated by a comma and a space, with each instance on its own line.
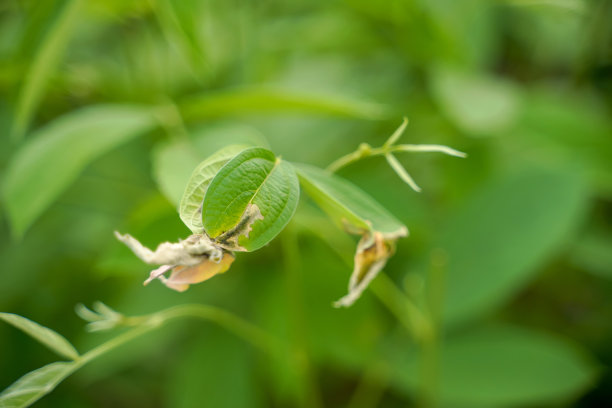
151, 0, 206, 73
0, 313, 79, 360
3, 105, 158, 237
179, 87, 387, 122
179, 145, 248, 234
11, 0, 83, 141
0, 362, 78, 408
202, 148, 300, 252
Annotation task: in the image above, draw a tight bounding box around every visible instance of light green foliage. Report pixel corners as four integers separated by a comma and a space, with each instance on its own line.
0, 0, 609, 407
179, 145, 248, 234
202, 148, 300, 251
431, 67, 520, 135
0, 313, 79, 360
295, 163, 407, 236
388, 325, 596, 407
0, 362, 78, 408
179, 87, 387, 122
439, 167, 589, 326
3, 105, 158, 236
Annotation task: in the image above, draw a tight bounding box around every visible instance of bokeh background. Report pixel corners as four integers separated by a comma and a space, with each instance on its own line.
1, 0, 611, 407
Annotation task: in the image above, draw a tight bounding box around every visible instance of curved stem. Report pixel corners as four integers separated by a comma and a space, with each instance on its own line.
76, 303, 284, 368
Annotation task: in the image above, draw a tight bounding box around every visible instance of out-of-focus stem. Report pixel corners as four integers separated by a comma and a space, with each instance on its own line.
282, 226, 324, 408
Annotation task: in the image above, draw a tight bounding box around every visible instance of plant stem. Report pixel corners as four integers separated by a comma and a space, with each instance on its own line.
75, 303, 283, 370
282, 226, 324, 408
370, 273, 431, 343
418, 249, 447, 408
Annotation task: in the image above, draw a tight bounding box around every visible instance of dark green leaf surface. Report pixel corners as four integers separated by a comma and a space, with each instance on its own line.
387, 325, 596, 407
438, 167, 589, 326
202, 148, 299, 251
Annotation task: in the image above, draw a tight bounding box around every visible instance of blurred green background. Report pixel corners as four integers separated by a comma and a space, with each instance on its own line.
1, 0, 611, 407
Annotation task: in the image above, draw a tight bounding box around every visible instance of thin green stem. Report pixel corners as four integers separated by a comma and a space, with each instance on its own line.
370, 273, 431, 343
75, 303, 283, 370
418, 249, 447, 408
282, 226, 324, 408
328, 144, 466, 174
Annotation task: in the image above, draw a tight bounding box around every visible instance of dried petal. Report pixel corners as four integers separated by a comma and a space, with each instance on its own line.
334, 229, 406, 307
143, 265, 174, 286
159, 253, 235, 292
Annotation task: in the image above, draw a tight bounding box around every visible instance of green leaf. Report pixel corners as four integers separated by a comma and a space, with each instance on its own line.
431, 67, 520, 136
0, 313, 79, 360
201, 147, 299, 252
179, 145, 249, 234
387, 325, 597, 407
0, 361, 78, 408
438, 167, 589, 326
179, 87, 387, 122
3, 104, 158, 237
510, 90, 612, 193
11, 0, 83, 140
152, 123, 269, 207
294, 164, 407, 306
294, 164, 407, 236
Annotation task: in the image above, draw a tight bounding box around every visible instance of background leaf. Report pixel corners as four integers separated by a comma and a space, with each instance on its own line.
0, 313, 79, 360
430, 67, 520, 136
3, 105, 158, 236
437, 166, 589, 326
0, 362, 77, 408
202, 147, 300, 251
386, 325, 597, 407
179, 87, 387, 122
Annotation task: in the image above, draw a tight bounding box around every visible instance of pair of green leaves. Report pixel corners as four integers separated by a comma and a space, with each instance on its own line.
177, 145, 407, 306
0, 313, 81, 408
179, 146, 300, 252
